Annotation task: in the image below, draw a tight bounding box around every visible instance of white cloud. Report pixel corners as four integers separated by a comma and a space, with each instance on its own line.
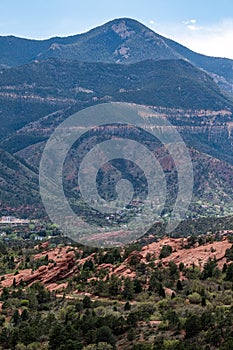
187, 24, 201, 31
183, 19, 197, 25
180, 19, 233, 58
149, 20, 155, 25
156, 19, 233, 59
183, 19, 202, 31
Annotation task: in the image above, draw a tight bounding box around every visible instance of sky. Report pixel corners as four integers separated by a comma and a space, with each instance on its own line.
0, 0, 233, 59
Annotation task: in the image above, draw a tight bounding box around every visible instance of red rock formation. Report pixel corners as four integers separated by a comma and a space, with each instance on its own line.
0, 234, 231, 294
140, 236, 232, 269
1, 247, 78, 291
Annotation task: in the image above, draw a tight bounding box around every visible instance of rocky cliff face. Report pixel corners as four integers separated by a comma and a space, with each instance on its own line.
1, 235, 232, 293
1, 246, 78, 291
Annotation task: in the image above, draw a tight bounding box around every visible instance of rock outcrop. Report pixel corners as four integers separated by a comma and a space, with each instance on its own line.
1, 246, 77, 291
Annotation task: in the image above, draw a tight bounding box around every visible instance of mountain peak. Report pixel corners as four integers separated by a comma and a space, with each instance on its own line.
111, 19, 137, 39
37, 17, 181, 64
106, 17, 148, 29
98, 17, 142, 26
100, 17, 164, 42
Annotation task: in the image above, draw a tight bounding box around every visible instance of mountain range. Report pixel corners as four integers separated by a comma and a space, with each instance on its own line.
1, 18, 233, 94
1, 17, 233, 220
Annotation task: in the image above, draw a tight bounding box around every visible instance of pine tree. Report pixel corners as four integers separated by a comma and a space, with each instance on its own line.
123, 278, 134, 300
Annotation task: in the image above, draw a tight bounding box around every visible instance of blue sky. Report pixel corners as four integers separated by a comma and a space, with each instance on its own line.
1, 0, 233, 58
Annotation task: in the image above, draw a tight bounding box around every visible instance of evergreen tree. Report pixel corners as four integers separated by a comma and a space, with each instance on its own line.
123, 278, 134, 300
176, 280, 183, 291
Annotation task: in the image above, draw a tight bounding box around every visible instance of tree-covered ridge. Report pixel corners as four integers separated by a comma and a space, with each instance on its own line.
0, 58, 231, 142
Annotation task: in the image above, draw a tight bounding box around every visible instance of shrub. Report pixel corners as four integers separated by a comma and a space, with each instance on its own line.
188, 292, 202, 304
159, 245, 172, 259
